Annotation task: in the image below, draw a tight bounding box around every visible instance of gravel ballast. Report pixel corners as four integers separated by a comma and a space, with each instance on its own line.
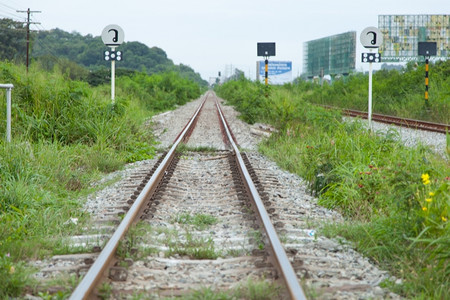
31, 92, 447, 299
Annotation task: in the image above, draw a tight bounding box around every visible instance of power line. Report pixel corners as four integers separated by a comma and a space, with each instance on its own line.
0, 2, 23, 20
31, 24, 64, 59
1, 0, 27, 11
16, 8, 41, 72
0, 2, 19, 11
0, 11, 22, 20
0, 13, 19, 20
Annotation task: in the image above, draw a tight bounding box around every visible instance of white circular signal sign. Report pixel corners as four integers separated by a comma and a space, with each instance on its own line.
101, 24, 124, 46
360, 27, 383, 49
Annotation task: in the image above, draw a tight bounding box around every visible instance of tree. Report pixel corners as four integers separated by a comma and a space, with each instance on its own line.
0, 18, 27, 63
31, 28, 207, 86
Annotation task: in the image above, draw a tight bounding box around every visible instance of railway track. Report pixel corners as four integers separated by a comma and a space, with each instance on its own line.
68, 91, 305, 299
30, 92, 400, 300
338, 107, 448, 134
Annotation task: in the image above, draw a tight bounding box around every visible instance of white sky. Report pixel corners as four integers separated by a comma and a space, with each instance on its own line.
2, 0, 449, 80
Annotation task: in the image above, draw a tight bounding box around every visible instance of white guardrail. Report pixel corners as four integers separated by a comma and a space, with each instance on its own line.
0, 83, 13, 142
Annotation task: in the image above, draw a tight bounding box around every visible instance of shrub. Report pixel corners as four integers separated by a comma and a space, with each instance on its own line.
216, 76, 449, 298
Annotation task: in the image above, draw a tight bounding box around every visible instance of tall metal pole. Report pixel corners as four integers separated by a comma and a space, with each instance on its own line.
6, 87, 11, 142
110, 47, 116, 103
1, 84, 14, 142
264, 58, 269, 86
425, 57, 429, 105
25, 8, 30, 72
368, 61, 373, 131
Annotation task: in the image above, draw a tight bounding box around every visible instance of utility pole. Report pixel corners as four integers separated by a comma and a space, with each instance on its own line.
16, 8, 41, 72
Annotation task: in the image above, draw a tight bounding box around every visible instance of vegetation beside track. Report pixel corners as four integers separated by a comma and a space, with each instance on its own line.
0, 61, 204, 297
295, 60, 449, 124
215, 74, 449, 299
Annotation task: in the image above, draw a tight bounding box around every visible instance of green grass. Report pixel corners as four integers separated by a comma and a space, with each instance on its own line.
176, 144, 219, 154
167, 231, 220, 260
215, 77, 449, 299
289, 60, 450, 124
173, 213, 219, 230
258, 116, 449, 298
0, 61, 203, 297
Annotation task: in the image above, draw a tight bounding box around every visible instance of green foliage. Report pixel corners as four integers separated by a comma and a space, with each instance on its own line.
0, 18, 27, 63
98, 282, 113, 300
0, 60, 203, 297
217, 77, 449, 298
35, 55, 90, 81
0, 253, 30, 298
173, 213, 218, 230
118, 71, 202, 111
167, 232, 220, 260
295, 60, 450, 123
30, 27, 207, 86
215, 76, 268, 124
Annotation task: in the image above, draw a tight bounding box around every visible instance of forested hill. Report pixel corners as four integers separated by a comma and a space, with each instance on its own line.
32, 28, 207, 86
0, 18, 206, 86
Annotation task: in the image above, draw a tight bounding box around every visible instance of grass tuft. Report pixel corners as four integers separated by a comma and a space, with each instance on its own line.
215, 76, 449, 298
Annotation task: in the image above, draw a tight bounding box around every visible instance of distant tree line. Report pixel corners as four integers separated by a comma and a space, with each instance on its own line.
0, 18, 207, 86
0, 18, 27, 63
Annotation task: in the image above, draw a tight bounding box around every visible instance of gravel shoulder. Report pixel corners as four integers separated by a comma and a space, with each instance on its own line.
33, 93, 439, 299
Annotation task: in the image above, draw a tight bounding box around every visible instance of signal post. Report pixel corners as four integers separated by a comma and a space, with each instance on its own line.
418, 42, 437, 109
360, 27, 383, 130
102, 25, 124, 103
257, 42, 276, 96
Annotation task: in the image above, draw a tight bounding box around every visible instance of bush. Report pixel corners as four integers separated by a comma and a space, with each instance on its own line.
295, 60, 450, 123
118, 71, 202, 111
216, 76, 449, 298
0, 61, 203, 297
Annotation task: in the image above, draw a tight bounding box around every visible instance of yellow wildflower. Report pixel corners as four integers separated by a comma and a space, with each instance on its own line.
425, 198, 432, 203
429, 192, 435, 197
421, 173, 430, 185
9, 266, 15, 274
442, 216, 448, 222
422, 207, 427, 211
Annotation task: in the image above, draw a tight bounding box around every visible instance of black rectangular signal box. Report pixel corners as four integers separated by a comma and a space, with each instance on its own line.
257, 42, 276, 57
418, 42, 437, 56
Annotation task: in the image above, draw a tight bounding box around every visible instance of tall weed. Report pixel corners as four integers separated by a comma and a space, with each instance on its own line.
295, 60, 450, 123
216, 76, 449, 298
0, 61, 203, 297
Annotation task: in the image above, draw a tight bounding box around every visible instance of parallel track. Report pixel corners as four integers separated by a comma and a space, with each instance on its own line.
342, 107, 448, 134
320, 105, 448, 133
69, 92, 306, 299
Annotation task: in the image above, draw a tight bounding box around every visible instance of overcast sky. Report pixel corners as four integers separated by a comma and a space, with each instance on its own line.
2, 0, 449, 80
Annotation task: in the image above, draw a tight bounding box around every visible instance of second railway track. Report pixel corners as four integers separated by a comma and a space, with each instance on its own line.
31, 92, 401, 299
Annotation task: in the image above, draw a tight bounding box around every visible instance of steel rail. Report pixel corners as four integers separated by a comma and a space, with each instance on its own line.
324, 105, 449, 134
318, 104, 450, 134
369, 112, 448, 134
69, 93, 209, 299
344, 109, 448, 133
214, 98, 307, 300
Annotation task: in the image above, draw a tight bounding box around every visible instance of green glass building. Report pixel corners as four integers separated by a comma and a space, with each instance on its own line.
303, 31, 356, 78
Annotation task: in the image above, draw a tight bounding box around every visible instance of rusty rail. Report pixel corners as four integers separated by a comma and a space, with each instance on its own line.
323, 105, 448, 134
69, 93, 209, 300
215, 97, 307, 300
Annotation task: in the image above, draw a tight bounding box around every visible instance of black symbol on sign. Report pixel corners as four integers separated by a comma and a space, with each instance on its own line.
367, 31, 377, 45
108, 29, 119, 42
